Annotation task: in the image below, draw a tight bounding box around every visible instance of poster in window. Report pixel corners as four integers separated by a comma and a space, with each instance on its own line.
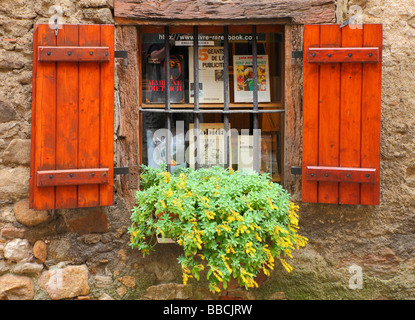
233, 55, 271, 103
188, 123, 232, 169
189, 47, 224, 103
144, 54, 185, 104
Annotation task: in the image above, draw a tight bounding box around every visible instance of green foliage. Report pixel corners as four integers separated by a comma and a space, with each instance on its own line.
129, 165, 308, 293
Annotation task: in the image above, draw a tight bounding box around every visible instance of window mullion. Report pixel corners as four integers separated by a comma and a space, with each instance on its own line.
252, 25, 260, 172
223, 25, 230, 169
193, 26, 200, 169
164, 26, 172, 173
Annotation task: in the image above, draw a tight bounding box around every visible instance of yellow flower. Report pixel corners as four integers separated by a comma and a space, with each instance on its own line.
159, 171, 171, 183
255, 232, 262, 242
280, 258, 293, 273
245, 241, 256, 257
165, 188, 173, 198
267, 197, 276, 210
205, 210, 216, 220
247, 202, 253, 211
275, 225, 288, 235
226, 244, 236, 254
159, 200, 167, 209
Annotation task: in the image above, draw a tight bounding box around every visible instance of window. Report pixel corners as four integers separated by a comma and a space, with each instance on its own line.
139, 25, 284, 183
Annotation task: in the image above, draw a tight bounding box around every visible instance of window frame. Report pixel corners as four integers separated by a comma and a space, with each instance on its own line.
136, 23, 286, 181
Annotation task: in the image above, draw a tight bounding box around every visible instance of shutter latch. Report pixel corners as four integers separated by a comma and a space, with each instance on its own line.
54, 18, 59, 37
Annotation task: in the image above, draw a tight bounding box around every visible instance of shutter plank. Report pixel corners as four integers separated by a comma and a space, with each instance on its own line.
361, 24, 382, 205
56, 24, 79, 209
339, 25, 363, 205
302, 25, 320, 203
99, 25, 115, 206
318, 25, 341, 204
78, 25, 101, 207
29, 25, 39, 209
33, 24, 57, 210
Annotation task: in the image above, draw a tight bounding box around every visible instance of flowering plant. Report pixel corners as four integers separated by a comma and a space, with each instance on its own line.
129, 165, 308, 293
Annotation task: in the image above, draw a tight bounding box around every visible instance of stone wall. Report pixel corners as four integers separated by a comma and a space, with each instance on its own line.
1, 0, 415, 300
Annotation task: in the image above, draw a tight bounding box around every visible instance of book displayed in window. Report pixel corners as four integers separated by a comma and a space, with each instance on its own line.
233, 55, 271, 103
188, 123, 232, 169
189, 47, 225, 103
144, 54, 185, 104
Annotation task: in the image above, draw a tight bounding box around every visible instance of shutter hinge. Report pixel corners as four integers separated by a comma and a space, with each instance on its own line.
291, 166, 302, 175
292, 51, 304, 59
292, 51, 303, 65
114, 167, 129, 175
114, 166, 139, 189
115, 50, 128, 67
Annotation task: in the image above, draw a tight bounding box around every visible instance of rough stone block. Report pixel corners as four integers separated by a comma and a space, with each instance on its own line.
0, 227, 25, 239
63, 207, 109, 235
0, 100, 18, 123
0, 274, 34, 300
143, 283, 193, 300
33, 240, 47, 263
3, 239, 31, 262
14, 199, 52, 227
38, 265, 90, 300
1, 139, 31, 166
0, 167, 30, 202
12, 262, 43, 275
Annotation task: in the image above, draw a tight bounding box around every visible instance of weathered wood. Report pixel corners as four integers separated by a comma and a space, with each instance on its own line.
78, 25, 101, 208
29, 24, 39, 209
99, 25, 115, 207
283, 24, 303, 200
37, 169, 110, 187
318, 25, 341, 204
360, 25, 382, 205
114, 0, 336, 25
32, 24, 57, 210
307, 47, 379, 63
306, 166, 376, 184
30, 24, 115, 210
301, 25, 320, 203
339, 25, 363, 205
115, 25, 140, 209
55, 24, 79, 209
38, 46, 110, 62
302, 24, 383, 205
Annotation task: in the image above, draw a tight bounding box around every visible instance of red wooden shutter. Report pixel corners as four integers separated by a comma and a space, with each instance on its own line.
302, 24, 382, 205
30, 24, 115, 210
